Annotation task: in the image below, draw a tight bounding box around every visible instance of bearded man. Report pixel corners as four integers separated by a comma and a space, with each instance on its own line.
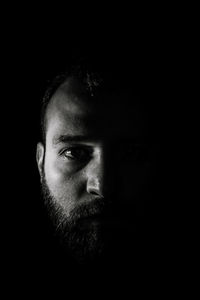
36, 58, 158, 266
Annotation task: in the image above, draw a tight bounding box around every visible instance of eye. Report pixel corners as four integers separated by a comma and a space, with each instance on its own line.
62, 147, 92, 162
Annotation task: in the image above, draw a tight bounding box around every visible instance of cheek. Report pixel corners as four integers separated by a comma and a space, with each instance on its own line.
44, 155, 86, 208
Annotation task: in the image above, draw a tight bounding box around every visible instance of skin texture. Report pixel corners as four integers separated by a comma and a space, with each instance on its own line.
37, 77, 154, 263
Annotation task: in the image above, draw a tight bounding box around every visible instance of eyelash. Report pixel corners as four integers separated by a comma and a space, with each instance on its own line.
61, 147, 93, 162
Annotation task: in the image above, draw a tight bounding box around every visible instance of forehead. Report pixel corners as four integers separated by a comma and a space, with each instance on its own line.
45, 78, 147, 142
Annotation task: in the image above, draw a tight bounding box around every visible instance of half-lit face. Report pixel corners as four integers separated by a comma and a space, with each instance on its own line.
37, 77, 154, 262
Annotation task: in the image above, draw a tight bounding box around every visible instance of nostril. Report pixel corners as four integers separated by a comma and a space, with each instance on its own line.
89, 190, 104, 197
90, 190, 99, 196
88, 189, 103, 197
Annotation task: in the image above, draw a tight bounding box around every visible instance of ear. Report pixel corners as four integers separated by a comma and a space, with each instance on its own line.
36, 142, 45, 180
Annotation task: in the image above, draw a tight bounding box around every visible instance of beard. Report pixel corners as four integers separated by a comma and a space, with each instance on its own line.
41, 176, 115, 263
40, 173, 139, 265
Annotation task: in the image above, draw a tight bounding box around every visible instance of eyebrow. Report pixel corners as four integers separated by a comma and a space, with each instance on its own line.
52, 134, 152, 146
52, 134, 93, 145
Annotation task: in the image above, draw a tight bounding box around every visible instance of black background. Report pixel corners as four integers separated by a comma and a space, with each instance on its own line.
1, 15, 185, 295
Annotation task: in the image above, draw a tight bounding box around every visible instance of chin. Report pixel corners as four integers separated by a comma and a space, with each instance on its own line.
57, 219, 105, 263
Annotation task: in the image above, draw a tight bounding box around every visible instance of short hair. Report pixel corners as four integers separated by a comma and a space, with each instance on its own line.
40, 59, 106, 144
40, 56, 144, 144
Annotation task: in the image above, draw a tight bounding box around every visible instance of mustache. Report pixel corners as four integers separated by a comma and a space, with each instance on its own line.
41, 175, 109, 226
41, 175, 137, 231
68, 197, 108, 224
50, 197, 110, 233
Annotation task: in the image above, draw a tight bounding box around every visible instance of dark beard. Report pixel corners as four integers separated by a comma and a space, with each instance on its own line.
41, 177, 113, 263
40, 175, 139, 265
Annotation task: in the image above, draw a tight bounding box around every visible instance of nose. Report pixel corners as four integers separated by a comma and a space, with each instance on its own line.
86, 150, 104, 198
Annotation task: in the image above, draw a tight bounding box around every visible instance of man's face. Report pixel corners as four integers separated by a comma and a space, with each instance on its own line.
37, 78, 153, 262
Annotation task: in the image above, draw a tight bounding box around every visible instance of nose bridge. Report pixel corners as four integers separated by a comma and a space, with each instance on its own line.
86, 148, 104, 197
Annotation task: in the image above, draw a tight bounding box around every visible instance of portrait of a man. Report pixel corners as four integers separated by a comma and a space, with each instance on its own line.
2, 17, 182, 297
35, 53, 161, 268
